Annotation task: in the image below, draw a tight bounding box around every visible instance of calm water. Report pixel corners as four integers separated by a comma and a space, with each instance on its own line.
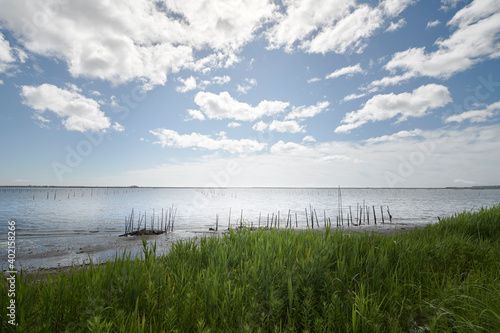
1, 187, 499, 270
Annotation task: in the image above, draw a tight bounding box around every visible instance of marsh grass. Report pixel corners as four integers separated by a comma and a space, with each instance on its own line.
2, 206, 499, 332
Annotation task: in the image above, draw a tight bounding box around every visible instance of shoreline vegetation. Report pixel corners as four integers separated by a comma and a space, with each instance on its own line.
2, 206, 500, 332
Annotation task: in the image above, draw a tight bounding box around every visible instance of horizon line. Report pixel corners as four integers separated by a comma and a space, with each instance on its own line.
1, 185, 499, 190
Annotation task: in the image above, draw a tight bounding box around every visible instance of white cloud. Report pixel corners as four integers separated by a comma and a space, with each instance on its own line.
441, 0, 466, 11
211, 75, 231, 85
112, 122, 125, 132
385, 18, 406, 32
341, 92, 367, 102
365, 129, 424, 143
20, 83, 111, 132
176, 76, 197, 93
335, 84, 452, 133
192, 91, 289, 121
252, 121, 268, 132
270, 140, 308, 154
426, 19, 441, 28
268, 0, 415, 54
197, 75, 231, 90
253, 120, 305, 133
228, 122, 241, 128
445, 101, 500, 123
300, 4, 385, 54
236, 78, 257, 94
302, 135, 316, 143
105, 123, 500, 188
319, 155, 353, 162
375, 0, 500, 86
307, 77, 321, 83
0, 0, 276, 88
325, 63, 365, 79
381, 0, 416, 17
266, 0, 355, 52
0, 33, 16, 73
186, 109, 206, 121
150, 129, 267, 154
286, 101, 330, 120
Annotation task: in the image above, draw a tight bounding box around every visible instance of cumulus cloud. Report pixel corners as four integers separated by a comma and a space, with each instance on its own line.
307, 77, 321, 83
374, 0, 500, 86
193, 75, 231, 90
252, 120, 304, 133
365, 129, 424, 143
302, 135, 316, 142
186, 109, 206, 121
150, 129, 267, 154
112, 122, 125, 132
192, 91, 289, 121
445, 101, 500, 123
385, 18, 406, 32
341, 92, 367, 102
270, 140, 308, 154
20, 83, 111, 132
0, 33, 15, 73
441, 0, 465, 11
236, 78, 257, 94
228, 122, 241, 128
211, 75, 231, 85
176, 76, 197, 93
426, 19, 441, 28
0, 0, 276, 88
325, 63, 365, 79
267, 0, 414, 54
285, 101, 330, 120
335, 84, 452, 133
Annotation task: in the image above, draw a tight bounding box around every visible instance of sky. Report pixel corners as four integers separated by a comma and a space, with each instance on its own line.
0, 0, 499, 188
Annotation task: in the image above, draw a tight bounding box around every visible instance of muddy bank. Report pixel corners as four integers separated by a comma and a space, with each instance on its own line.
4, 222, 433, 275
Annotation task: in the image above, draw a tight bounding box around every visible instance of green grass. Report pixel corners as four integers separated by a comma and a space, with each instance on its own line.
2, 206, 500, 332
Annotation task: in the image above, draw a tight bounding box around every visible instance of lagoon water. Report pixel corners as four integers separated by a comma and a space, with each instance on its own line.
1, 187, 500, 270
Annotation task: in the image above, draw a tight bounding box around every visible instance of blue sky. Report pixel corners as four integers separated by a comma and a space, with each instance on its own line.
0, 0, 499, 187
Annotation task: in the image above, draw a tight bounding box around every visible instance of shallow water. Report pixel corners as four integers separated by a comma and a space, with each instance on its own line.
1, 187, 499, 270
